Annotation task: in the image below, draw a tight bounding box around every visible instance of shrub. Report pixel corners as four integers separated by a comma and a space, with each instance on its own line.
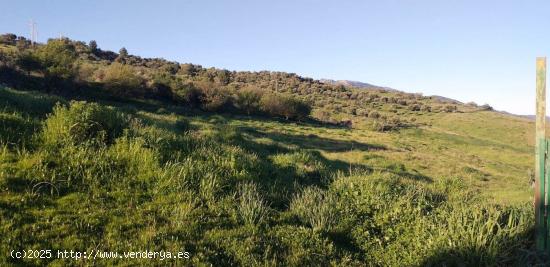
0, 33, 17, 45
16, 52, 41, 74
370, 116, 403, 132
34, 39, 77, 80
173, 83, 202, 106
421, 105, 432, 112
236, 182, 269, 226
195, 82, 231, 111
42, 101, 128, 147
234, 86, 263, 115
260, 93, 311, 120
368, 111, 380, 119
290, 186, 339, 232
444, 105, 458, 112
102, 63, 144, 97
409, 104, 421, 111
479, 104, 493, 111
313, 109, 331, 122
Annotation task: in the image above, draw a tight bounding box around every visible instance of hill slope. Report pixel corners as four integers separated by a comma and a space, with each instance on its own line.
0, 34, 541, 265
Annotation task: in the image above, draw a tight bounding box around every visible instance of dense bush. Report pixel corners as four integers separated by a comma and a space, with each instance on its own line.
34, 39, 78, 80
101, 63, 144, 97
260, 93, 311, 120
196, 82, 232, 112
42, 101, 128, 147
0, 34, 469, 128
0, 33, 17, 45
173, 83, 202, 106
444, 105, 458, 112
233, 86, 263, 115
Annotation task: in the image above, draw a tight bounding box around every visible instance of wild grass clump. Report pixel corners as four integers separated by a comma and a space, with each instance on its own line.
0, 111, 37, 147
0, 86, 66, 117
290, 186, 339, 232
271, 150, 330, 184
236, 182, 269, 226
423, 203, 533, 266
42, 101, 129, 147
331, 172, 535, 266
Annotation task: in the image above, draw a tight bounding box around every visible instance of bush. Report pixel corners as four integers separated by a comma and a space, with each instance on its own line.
195, 82, 231, 111
15, 52, 41, 74
444, 105, 457, 112
102, 63, 144, 97
260, 93, 311, 120
290, 186, 339, 232
313, 109, 331, 122
234, 86, 263, 115
479, 104, 493, 111
34, 39, 77, 80
409, 104, 421, 111
0, 33, 17, 45
368, 111, 380, 119
173, 83, 202, 106
421, 105, 432, 112
42, 101, 128, 147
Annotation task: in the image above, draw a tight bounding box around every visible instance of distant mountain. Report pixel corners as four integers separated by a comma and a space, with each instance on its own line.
319, 79, 400, 92
320, 79, 467, 105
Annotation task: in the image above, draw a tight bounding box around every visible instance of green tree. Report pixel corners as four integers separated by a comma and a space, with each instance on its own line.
89, 40, 98, 53
119, 47, 128, 57
15, 37, 28, 50
115, 47, 128, 63
34, 39, 77, 79
0, 33, 17, 45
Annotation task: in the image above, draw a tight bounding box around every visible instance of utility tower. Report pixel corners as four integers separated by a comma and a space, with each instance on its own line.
29, 19, 37, 46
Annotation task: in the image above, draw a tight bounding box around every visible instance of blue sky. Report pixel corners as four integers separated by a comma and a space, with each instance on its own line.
1, 0, 549, 114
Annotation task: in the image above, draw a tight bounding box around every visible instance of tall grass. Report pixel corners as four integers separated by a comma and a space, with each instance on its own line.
236, 182, 269, 226
0, 88, 543, 266
290, 186, 339, 232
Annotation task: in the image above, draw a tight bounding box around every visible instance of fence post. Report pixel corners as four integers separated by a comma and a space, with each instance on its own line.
536, 57, 547, 249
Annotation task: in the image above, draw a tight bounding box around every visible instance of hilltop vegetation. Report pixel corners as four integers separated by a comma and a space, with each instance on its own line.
0, 34, 492, 130
0, 33, 542, 266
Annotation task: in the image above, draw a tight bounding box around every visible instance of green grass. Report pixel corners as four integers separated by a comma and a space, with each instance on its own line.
0, 86, 542, 266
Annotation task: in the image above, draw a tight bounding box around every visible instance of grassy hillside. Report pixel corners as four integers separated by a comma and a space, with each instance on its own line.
232, 109, 534, 205
0, 34, 543, 265
0, 86, 539, 266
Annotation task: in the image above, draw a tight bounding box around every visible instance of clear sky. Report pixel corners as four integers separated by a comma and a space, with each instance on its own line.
1, 0, 549, 114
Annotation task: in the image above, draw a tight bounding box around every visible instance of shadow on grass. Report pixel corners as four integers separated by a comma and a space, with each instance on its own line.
240, 126, 386, 152
237, 126, 433, 183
